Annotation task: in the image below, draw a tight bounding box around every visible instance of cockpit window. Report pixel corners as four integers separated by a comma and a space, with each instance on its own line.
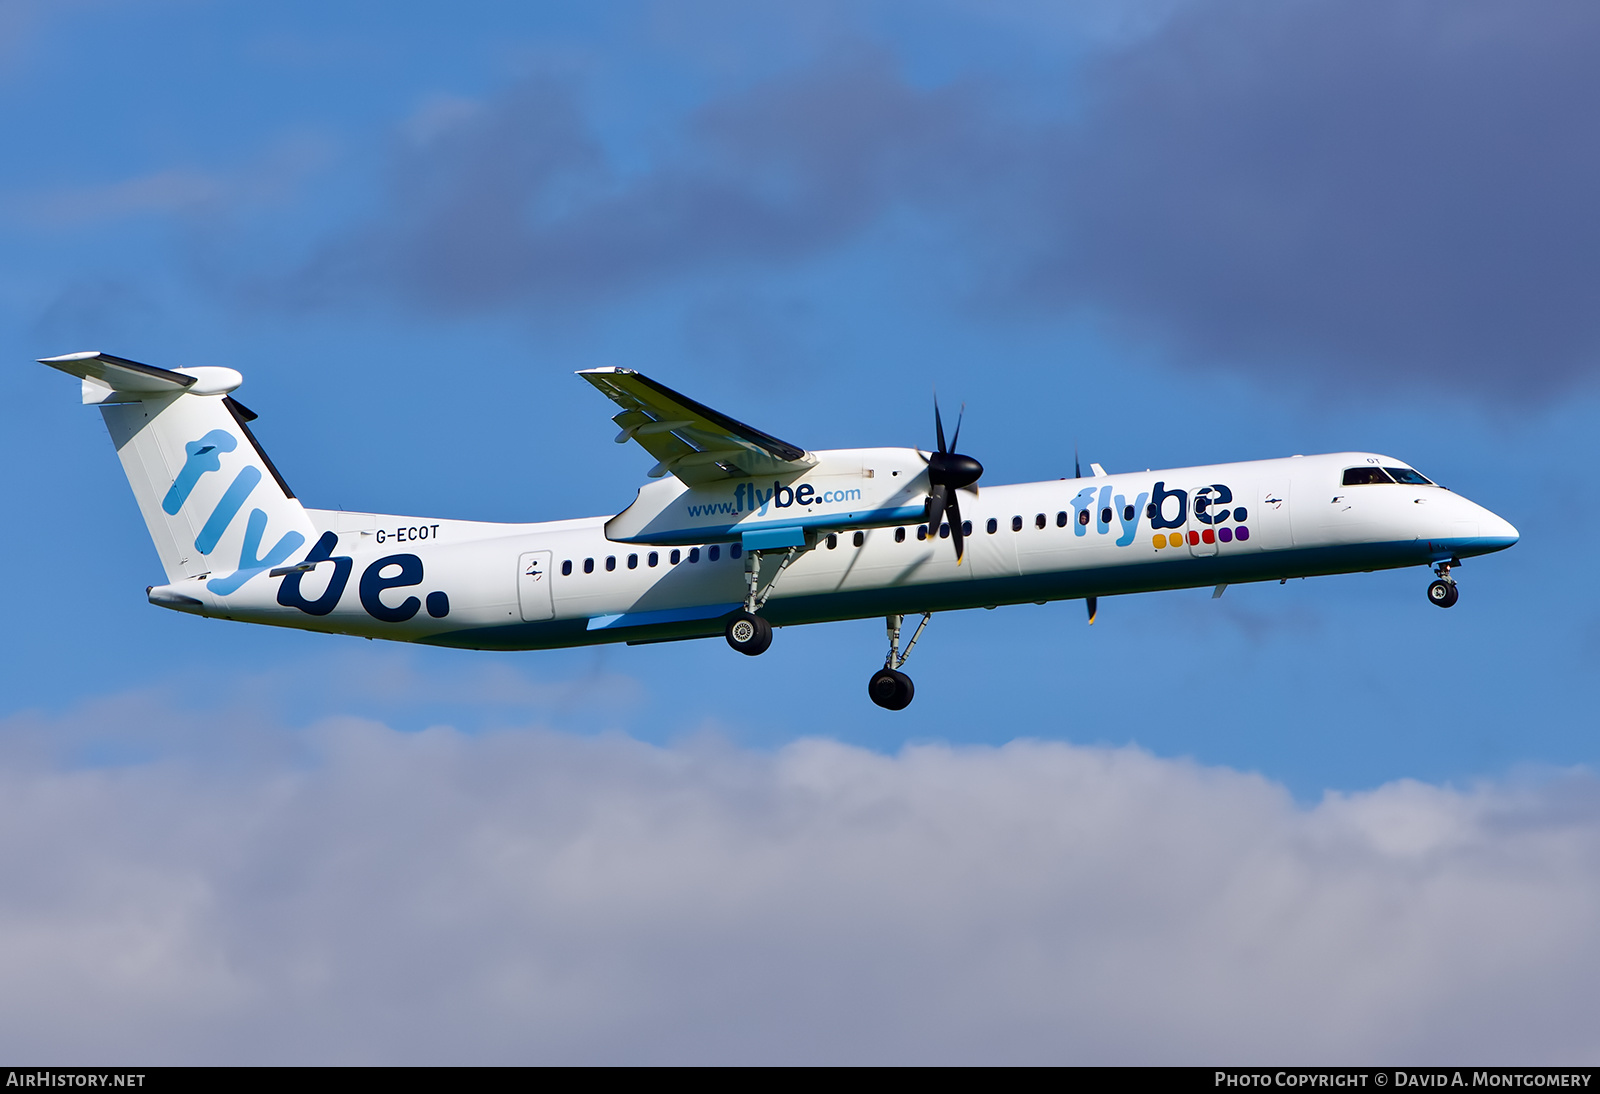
1342, 467, 1394, 486
1384, 467, 1434, 486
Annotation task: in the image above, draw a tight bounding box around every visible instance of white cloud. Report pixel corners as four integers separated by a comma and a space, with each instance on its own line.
0, 700, 1595, 1064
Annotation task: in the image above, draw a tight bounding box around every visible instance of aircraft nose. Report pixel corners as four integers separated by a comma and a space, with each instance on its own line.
1460, 501, 1518, 556
1481, 510, 1519, 547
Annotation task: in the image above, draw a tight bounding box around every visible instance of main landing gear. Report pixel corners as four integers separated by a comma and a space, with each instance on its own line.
724, 544, 802, 656
1427, 560, 1460, 609
869, 612, 930, 710
724, 610, 772, 655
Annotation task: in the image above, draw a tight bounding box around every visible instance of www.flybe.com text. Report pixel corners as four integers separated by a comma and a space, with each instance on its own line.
684, 481, 864, 519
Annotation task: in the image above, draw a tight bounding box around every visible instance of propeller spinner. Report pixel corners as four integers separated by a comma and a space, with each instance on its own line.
924, 398, 983, 563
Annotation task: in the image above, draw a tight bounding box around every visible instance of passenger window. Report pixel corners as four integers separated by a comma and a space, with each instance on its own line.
987, 518, 998, 534
689, 547, 701, 563
1342, 467, 1395, 486
1012, 516, 1023, 532
1035, 514, 1046, 529
1056, 511, 1068, 528
1384, 467, 1434, 486
583, 558, 594, 574
1077, 509, 1090, 526
962, 520, 972, 537
670, 549, 681, 564
730, 544, 741, 558
709, 545, 720, 561
826, 534, 837, 550
853, 531, 865, 547
628, 554, 638, 569
561, 560, 572, 576
917, 525, 928, 541
1123, 505, 1134, 522
895, 527, 906, 543
939, 523, 950, 539
1100, 507, 1113, 525
648, 551, 659, 567
605, 556, 616, 571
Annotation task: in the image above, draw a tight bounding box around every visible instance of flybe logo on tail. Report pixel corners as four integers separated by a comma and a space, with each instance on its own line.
163, 430, 235, 514
167, 430, 304, 595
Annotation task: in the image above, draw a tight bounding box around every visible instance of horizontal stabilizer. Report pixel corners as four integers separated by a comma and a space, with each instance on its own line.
39, 351, 244, 404
39, 351, 196, 394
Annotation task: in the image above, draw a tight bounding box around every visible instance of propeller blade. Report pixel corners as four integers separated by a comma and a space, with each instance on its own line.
925, 483, 949, 534
1086, 596, 1098, 625
947, 490, 965, 563
1075, 443, 1082, 480
926, 394, 980, 559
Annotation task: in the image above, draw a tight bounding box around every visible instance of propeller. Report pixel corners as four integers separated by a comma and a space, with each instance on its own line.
923, 396, 984, 563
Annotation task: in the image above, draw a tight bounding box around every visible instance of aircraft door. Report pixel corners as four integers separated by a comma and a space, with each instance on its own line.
1186, 484, 1220, 557
517, 550, 555, 621
1256, 481, 1291, 550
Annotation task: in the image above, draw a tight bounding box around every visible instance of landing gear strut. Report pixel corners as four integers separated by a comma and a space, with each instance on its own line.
724, 544, 803, 655
1427, 560, 1459, 609
869, 612, 929, 710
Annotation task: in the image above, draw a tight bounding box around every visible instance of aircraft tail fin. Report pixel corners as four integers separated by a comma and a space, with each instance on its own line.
41, 351, 317, 594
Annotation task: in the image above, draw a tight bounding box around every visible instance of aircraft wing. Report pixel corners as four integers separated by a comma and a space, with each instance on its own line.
578, 368, 816, 485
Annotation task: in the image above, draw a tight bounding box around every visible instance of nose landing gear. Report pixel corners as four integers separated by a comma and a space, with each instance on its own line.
870, 612, 929, 710
1427, 560, 1460, 608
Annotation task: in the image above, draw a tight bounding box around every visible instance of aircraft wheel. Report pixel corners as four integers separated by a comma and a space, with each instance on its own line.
725, 611, 772, 655
868, 668, 915, 710
1427, 580, 1459, 608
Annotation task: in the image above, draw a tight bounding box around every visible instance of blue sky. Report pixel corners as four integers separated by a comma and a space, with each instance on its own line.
2, 0, 1599, 1063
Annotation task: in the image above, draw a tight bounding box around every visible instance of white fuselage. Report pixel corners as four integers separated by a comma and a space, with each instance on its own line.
148, 450, 1518, 651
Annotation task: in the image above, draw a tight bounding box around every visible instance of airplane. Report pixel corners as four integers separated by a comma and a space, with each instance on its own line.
39, 350, 1519, 710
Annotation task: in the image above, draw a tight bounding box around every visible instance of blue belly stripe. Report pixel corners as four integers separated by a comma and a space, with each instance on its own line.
587, 602, 743, 631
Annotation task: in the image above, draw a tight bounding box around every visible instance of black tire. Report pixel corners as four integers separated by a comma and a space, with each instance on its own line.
725, 611, 772, 655
868, 668, 915, 710
1428, 580, 1458, 608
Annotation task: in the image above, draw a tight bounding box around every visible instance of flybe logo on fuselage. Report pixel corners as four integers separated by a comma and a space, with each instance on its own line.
1039, 480, 1251, 549
683, 480, 865, 520
1144, 481, 1250, 548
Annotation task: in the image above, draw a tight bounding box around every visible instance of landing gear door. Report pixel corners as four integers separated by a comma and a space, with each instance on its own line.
1187, 485, 1221, 557
517, 550, 555, 622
